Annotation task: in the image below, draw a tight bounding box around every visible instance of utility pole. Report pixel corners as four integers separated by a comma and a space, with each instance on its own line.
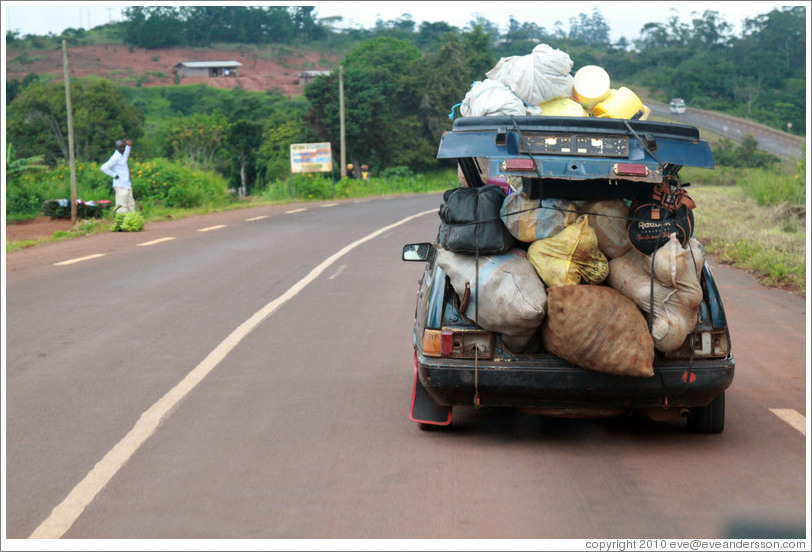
62, 40, 78, 226
339, 65, 346, 179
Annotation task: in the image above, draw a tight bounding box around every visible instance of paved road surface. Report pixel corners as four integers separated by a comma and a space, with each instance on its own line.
4, 195, 807, 541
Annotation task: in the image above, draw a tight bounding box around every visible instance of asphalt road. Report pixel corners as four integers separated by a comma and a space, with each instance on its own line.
4, 194, 808, 541
646, 101, 805, 161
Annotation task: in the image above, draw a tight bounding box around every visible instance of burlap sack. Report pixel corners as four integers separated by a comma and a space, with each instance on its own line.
527, 215, 609, 287
607, 235, 705, 352
541, 285, 654, 377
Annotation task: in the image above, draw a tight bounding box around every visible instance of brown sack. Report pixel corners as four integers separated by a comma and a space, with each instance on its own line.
541, 285, 654, 377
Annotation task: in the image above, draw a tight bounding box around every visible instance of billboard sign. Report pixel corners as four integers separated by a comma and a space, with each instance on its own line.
290, 142, 332, 173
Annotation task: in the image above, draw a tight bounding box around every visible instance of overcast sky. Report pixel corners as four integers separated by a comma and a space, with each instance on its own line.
3, 1, 801, 43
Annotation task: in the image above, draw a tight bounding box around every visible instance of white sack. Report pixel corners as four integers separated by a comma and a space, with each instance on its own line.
485, 43, 574, 106
607, 235, 705, 352
436, 247, 547, 353
459, 79, 528, 118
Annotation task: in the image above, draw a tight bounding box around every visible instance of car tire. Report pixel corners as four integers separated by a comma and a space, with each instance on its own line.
687, 392, 725, 433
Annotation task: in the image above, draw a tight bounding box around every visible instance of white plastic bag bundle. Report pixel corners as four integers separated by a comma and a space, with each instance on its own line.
486, 44, 574, 106
500, 192, 578, 243
459, 79, 528, 118
607, 235, 705, 352
436, 247, 547, 353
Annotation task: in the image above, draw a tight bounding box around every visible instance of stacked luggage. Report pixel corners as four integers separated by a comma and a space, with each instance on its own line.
452, 44, 650, 122
436, 183, 704, 377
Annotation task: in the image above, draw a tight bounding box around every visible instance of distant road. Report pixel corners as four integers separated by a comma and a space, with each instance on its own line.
647, 100, 805, 161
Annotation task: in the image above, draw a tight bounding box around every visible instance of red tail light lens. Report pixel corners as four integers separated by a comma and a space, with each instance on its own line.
613, 163, 650, 176
504, 158, 536, 172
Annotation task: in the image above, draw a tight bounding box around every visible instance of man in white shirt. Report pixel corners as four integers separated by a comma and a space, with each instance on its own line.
100, 139, 134, 213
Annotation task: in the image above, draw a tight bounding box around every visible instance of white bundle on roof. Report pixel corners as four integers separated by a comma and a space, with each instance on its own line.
459, 79, 528, 117
486, 44, 574, 106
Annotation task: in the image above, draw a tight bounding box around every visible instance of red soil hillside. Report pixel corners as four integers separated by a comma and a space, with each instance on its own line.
5, 44, 339, 96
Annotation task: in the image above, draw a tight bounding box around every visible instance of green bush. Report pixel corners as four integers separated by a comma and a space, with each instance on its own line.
165, 183, 207, 208
711, 135, 780, 169
289, 173, 334, 199
130, 158, 232, 207
5, 178, 50, 216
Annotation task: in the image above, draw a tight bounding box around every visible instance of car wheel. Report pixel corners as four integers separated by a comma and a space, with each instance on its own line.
687, 392, 725, 433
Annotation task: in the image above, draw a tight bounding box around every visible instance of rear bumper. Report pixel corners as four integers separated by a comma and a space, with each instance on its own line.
417, 352, 735, 410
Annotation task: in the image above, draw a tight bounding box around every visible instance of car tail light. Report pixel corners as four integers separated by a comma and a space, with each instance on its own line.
421, 328, 494, 359
504, 158, 536, 172
421, 329, 443, 357
613, 163, 649, 176
663, 329, 731, 359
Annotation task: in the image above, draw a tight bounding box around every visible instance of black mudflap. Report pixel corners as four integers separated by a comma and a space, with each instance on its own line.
410, 360, 452, 426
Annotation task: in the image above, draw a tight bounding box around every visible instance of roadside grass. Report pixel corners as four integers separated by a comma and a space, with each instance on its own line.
687, 184, 806, 297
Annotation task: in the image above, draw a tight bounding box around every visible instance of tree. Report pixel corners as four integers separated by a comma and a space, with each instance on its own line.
164, 113, 228, 169
226, 120, 264, 196
123, 6, 184, 49
6, 79, 143, 165
568, 8, 611, 46
688, 10, 733, 51
257, 119, 310, 182
305, 37, 423, 171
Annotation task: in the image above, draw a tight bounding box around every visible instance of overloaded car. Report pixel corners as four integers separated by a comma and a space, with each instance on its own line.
403, 115, 734, 433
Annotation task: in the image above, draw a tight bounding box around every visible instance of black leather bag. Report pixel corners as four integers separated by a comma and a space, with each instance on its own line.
437, 185, 515, 255
627, 182, 695, 255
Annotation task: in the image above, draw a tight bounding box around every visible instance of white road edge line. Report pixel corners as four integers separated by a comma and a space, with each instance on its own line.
198, 225, 226, 232
53, 254, 105, 266
245, 215, 269, 221
285, 208, 306, 214
28, 208, 436, 539
321, 203, 338, 208
137, 237, 175, 247
769, 408, 806, 436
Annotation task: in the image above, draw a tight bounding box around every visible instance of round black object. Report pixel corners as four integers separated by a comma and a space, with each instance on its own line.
626, 202, 694, 255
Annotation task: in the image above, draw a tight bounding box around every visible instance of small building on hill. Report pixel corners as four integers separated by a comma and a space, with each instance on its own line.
297, 70, 332, 85
173, 61, 243, 79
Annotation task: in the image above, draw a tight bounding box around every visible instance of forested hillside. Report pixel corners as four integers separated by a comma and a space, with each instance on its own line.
5, 4, 806, 193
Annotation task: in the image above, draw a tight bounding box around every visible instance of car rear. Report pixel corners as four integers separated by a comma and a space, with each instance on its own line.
404, 116, 735, 432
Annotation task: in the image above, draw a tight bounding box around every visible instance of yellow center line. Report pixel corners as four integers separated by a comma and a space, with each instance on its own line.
137, 237, 175, 247
769, 408, 806, 435
198, 225, 226, 232
53, 254, 105, 266
285, 208, 306, 214
245, 215, 269, 221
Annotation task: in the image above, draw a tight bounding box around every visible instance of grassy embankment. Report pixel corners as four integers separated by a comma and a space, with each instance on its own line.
682, 164, 806, 297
